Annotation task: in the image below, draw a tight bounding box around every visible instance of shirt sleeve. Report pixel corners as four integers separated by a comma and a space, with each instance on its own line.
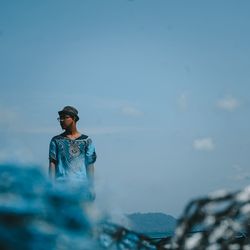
49, 139, 57, 163
85, 138, 97, 166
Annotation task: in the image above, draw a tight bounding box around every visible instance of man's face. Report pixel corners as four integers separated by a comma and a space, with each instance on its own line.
58, 115, 74, 129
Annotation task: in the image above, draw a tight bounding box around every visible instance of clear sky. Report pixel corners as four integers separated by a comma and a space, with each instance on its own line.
1, 0, 250, 217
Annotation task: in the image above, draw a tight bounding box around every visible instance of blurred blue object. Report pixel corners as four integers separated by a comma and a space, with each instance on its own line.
0, 164, 101, 250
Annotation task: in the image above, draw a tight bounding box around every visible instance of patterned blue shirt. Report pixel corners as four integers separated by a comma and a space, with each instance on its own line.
49, 133, 97, 185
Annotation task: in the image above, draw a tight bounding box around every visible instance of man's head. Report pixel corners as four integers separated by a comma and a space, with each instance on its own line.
58, 106, 79, 130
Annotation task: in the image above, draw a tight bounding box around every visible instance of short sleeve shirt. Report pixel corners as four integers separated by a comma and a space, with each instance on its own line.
49, 133, 97, 184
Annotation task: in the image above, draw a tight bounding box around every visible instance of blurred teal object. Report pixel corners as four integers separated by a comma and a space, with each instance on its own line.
0, 164, 101, 250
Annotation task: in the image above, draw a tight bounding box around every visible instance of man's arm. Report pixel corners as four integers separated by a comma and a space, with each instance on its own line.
87, 164, 95, 200
49, 161, 56, 181
85, 138, 96, 199
49, 138, 57, 181
87, 163, 95, 187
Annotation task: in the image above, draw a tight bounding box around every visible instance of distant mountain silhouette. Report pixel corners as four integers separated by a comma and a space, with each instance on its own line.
126, 212, 177, 235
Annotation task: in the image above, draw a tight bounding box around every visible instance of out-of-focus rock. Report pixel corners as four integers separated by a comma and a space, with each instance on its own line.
0, 164, 101, 250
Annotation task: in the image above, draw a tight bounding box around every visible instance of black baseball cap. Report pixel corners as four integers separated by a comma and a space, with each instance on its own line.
58, 106, 79, 121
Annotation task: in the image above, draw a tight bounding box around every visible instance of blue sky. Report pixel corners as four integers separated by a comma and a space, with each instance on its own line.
1, 0, 250, 217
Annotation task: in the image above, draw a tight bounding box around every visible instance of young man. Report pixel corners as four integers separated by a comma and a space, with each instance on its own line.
49, 106, 97, 198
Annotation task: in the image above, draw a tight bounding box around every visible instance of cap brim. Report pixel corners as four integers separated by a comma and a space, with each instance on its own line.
58, 110, 79, 121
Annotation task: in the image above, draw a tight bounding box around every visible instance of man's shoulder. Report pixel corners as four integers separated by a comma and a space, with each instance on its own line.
50, 133, 91, 143
78, 134, 89, 140
77, 134, 94, 145
50, 133, 90, 141
50, 133, 65, 141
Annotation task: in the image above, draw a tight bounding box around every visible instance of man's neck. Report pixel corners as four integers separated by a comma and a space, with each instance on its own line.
64, 126, 80, 138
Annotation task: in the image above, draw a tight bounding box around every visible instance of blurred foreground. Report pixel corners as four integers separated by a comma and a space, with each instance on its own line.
1, 164, 250, 250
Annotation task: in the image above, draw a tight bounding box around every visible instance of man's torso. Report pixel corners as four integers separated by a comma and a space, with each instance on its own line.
49, 133, 92, 183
